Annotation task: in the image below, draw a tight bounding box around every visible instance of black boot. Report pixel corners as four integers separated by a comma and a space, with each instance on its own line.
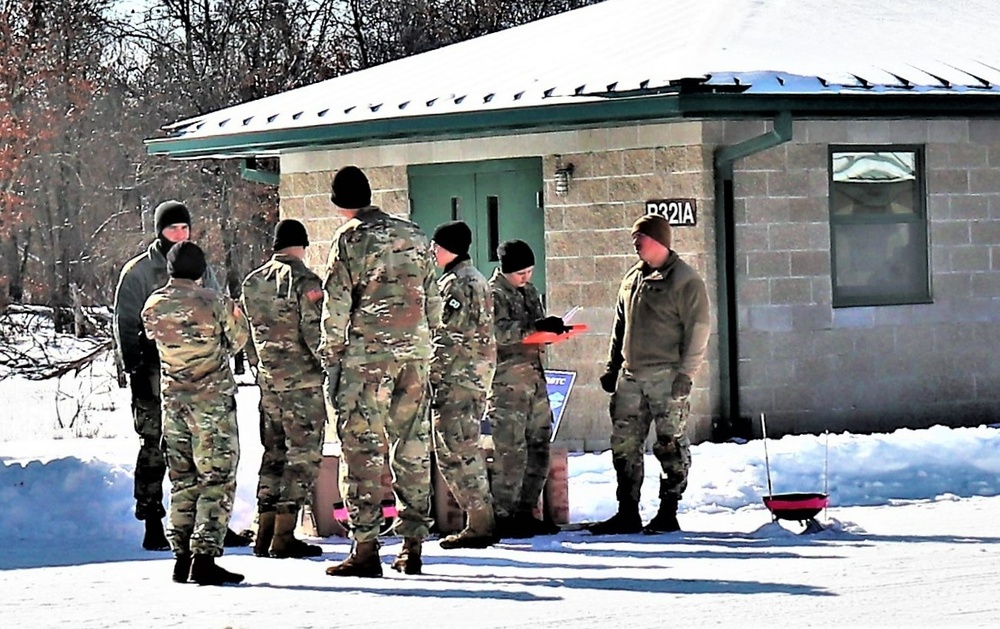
224, 527, 253, 547
526, 514, 561, 536
172, 553, 192, 583
391, 537, 423, 575
587, 501, 642, 535
189, 554, 244, 586
494, 514, 534, 539
142, 518, 170, 551
643, 496, 680, 534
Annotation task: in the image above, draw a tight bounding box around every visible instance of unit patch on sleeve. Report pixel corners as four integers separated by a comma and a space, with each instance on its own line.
445, 297, 462, 312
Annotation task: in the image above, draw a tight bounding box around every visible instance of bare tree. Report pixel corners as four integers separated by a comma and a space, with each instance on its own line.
0, 0, 603, 325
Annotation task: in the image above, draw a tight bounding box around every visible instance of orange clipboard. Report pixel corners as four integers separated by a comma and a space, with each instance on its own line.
522, 323, 588, 345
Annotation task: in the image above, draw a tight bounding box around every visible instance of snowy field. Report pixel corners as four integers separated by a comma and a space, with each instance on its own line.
2, 339, 1000, 627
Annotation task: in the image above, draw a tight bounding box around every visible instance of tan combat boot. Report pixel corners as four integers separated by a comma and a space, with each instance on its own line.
324, 539, 382, 577
391, 537, 423, 574
269, 512, 322, 558
439, 507, 499, 549
253, 511, 276, 557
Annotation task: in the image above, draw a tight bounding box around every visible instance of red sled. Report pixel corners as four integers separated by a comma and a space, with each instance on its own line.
760, 413, 830, 534
763, 492, 829, 522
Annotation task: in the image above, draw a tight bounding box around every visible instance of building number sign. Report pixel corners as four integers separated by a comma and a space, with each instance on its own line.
645, 198, 697, 226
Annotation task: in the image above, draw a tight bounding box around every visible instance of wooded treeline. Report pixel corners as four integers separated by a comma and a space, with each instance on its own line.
0, 0, 601, 333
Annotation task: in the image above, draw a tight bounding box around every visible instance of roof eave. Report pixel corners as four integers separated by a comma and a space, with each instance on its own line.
145, 91, 1000, 160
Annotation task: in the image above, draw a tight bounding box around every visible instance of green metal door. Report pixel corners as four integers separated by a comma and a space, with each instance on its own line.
408, 158, 545, 292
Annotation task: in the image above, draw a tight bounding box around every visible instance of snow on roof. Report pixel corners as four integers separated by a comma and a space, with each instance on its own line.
155, 0, 1000, 144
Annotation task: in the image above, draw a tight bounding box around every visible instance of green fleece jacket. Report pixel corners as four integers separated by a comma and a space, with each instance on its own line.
606, 251, 711, 377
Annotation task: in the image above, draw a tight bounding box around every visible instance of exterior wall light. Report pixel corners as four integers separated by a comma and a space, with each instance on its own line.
554, 161, 575, 196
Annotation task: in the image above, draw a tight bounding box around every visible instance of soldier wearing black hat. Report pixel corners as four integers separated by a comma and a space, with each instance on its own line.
486, 240, 568, 539
240, 219, 327, 559
320, 166, 442, 578
112, 200, 254, 551
429, 221, 499, 549
142, 241, 251, 585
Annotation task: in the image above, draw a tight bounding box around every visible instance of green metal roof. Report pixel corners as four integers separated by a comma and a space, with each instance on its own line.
146, 0, 1000, 160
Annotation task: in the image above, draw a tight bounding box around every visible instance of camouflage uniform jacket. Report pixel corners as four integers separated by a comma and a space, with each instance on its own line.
141, 278, 249, 397
114, 240, 219, 374
320, 205, 442, 366
432, 257, 497, 393
241, 253, 326, 391
489, 268, 546, 372
607, 250, 711, 377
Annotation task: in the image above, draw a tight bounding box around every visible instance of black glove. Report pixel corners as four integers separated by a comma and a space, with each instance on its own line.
430, 383, 448, 410
325, 364, 342, 407
671, 373, 693, 400
129, 371, 155, 401
138, 332, 159, 367
599, 370, 618, 394
534, 316, 570, 334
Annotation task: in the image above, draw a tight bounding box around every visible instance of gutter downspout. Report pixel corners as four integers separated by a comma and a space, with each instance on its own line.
712, 112, 793, 440
241, 158, 280, 186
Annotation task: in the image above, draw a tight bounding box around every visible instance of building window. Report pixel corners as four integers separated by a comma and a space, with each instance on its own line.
829, 146, 930, 307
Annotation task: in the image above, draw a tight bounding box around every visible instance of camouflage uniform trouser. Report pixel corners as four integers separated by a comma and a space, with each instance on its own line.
332, 358, 432, 543
609, 367, 692, 504
162, 392, 240, 557
256, 384, 325, 515
131, 371, 166, 521
487, 364, 552, 519
432, 381, 493, 514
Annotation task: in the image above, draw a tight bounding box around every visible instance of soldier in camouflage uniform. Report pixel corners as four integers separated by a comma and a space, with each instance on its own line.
142, 241, 250, 585
429, 221, 499, 550
319, 166, 442, 578
113, 200, 226, 551
589, 214, 711, 536
240, 219, 326, 559
487, 240, 568, 539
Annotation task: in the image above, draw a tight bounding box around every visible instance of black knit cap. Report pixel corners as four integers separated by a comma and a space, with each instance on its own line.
167, 241, 207, 281
498, 239, 535, 273
432, 220, 472, 256
154, 200, 191, 235
330, 166, 372, 209
273, 219, 309, 250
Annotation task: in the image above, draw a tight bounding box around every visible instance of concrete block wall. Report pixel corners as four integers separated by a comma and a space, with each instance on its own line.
279, 165, 410, 274
721, 118, 1000, 437
542, 144, 718, 448
277, 123, 719, 450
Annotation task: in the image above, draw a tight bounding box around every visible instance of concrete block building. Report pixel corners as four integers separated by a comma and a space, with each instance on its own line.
148, 0, 1000, 448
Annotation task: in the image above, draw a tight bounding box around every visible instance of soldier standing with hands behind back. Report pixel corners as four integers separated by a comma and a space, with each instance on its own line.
320, 166, 442, 578
241, 219, 326, 559
430, 221, 499, 549
588, 214, 711, 536
142, 241, 250, 585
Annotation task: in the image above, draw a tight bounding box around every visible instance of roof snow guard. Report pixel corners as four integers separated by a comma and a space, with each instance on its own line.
147, 0, 1000, 160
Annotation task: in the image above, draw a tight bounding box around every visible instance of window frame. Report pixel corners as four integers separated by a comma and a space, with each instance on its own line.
828, 144, 932, 308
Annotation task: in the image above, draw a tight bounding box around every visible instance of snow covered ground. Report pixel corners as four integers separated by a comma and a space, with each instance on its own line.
2, 350, 1000, 628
